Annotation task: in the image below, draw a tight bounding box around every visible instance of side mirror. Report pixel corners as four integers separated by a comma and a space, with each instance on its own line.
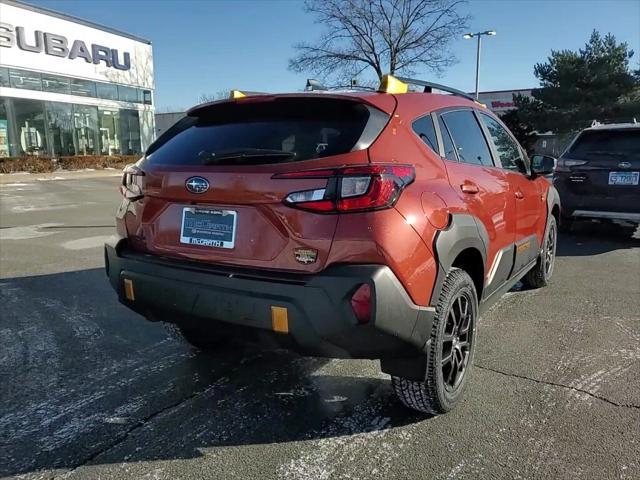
531, 155, 556, 176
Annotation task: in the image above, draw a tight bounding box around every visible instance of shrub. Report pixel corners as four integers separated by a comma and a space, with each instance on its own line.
0, 155, 139, 174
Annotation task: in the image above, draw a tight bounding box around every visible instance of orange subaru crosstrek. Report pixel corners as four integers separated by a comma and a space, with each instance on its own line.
106, 75, 560, 414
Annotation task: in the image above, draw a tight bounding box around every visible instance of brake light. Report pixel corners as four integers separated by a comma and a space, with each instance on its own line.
120, 164, 145, 200
274, 164, 415, 213
351, 284, 372, 324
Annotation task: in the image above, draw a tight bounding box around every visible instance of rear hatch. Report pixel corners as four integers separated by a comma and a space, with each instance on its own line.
125, 95, 392, 272
557, 127, 640, 212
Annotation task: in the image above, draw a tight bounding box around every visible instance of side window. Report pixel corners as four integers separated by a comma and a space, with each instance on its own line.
441, 110, 493, 166
412, 115, 438, 153
480, 113, 524, 173
440, 122, 458, 161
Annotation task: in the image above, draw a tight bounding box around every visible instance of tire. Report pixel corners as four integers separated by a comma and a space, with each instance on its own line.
522, 215, 557, 289
163, 322, 222, 350
391, 268, 478, 415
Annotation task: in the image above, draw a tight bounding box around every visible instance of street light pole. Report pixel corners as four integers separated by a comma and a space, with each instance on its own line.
463, 30, 496, 101
475, 35, 481, 100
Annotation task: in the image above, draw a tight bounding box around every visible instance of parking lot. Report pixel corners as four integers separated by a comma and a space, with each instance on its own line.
1, 173, 638, 480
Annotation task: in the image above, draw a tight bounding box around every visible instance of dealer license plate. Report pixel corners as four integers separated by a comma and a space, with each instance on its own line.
608, 171, 639, 185
180, 207, 237, 249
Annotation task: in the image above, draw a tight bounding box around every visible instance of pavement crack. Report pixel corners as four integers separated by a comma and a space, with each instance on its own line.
52, 378, 226, 479
53, 352, 263, 479
475, 364, 640, 410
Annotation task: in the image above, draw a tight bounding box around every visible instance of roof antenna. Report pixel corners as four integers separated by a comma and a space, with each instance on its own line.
306, 79, 328, 91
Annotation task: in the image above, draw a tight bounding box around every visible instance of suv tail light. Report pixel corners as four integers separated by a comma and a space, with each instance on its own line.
555, 158, 587, 173
273, 164, 415, 213
351, 284, 372, 324
120, 164, 145, 201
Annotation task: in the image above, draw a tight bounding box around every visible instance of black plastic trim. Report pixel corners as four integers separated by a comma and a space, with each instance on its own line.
105, 238, 434, 359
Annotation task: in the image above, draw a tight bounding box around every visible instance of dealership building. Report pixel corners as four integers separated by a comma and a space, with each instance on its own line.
0, 0, 154, 158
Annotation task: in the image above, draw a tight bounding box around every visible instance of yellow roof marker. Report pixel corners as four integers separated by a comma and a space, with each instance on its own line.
271, 306, 289, 334
229, 90, 247, 99
378, 74, 409, 94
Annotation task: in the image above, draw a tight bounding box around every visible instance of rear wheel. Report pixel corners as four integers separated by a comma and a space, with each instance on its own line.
391, 268, 478, 415
163, 323, 223, 350
522, 215, 557, 289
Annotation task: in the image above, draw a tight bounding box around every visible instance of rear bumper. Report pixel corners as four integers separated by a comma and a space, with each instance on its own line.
105, 237, 434, 359
554, 175, 640, 219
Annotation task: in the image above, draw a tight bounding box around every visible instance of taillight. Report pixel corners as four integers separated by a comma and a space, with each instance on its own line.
555, 158, 587, 173
120, 163, 145, 201
351, 283, 372, 324
273, 164, 415, 213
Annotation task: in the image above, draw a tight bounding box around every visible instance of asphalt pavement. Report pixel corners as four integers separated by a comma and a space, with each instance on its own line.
1, 174, 638, 480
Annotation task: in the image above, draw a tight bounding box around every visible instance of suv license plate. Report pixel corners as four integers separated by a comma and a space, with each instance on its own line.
180, 207, 237, 249
608, 171, 639, 185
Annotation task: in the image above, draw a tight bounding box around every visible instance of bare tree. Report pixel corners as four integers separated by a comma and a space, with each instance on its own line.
198, 90, 231, 104
290, 0, 469, 84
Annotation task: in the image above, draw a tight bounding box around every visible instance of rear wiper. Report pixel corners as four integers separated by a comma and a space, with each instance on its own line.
199, 148, 295, 164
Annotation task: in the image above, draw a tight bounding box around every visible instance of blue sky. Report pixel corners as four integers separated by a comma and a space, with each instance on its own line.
31, 0, 640, 111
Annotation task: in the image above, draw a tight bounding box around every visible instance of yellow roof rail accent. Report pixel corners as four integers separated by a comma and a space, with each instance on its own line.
229, 90, 247, 99
378, 74, 409, 94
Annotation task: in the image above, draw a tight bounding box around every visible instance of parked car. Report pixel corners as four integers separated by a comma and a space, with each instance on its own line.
552, 122, 640, 231
105, 75, 559, 414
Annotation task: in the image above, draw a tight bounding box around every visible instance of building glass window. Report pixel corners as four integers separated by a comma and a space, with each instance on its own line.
0, 98, 10, 157
46, 102, 76, 156
142, 90, 152, 105
73, 105, 99, 155
70, 78, 97, 97
98, 109, 121, 155
0, 68, 9, 87
13, 98, 48, 155
42, 74, 71, 95
96, 82, 118, 101
9, 69, 42, 91
118, 85, 138, 103
119, 109, 141, 154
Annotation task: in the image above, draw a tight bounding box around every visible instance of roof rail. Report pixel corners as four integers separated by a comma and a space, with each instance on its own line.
394, 76, 476, 101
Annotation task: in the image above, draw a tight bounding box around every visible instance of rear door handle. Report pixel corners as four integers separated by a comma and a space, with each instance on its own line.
461, 182, 479, 194
515, 190, 524, 200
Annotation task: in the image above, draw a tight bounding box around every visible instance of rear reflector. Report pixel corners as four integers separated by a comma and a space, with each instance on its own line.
123, 278, 135, 301
351, 284, 372, 324
274, 164, 415, 214
271, 306, 289, 333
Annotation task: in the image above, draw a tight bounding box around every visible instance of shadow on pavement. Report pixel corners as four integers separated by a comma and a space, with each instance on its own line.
557, 220, 640, 257
0, 268, 424, 477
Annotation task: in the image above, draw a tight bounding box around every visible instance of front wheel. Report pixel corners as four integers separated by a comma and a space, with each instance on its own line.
522, 215, 557, 289
391, 268, 478, 415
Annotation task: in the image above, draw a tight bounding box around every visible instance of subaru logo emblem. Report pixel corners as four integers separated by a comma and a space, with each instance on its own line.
618, 162, 631, 168
185, 176, 209, 194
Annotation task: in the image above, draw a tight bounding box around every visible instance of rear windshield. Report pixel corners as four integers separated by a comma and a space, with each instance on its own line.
563, 129, 640, 160
146, 97, 384, 166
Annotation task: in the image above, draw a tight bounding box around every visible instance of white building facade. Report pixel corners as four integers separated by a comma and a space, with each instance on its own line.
0, 0, 154, 157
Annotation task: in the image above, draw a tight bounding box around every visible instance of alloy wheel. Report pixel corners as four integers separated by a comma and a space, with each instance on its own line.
441, 292, 474, 391
545, 222, 557, 277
